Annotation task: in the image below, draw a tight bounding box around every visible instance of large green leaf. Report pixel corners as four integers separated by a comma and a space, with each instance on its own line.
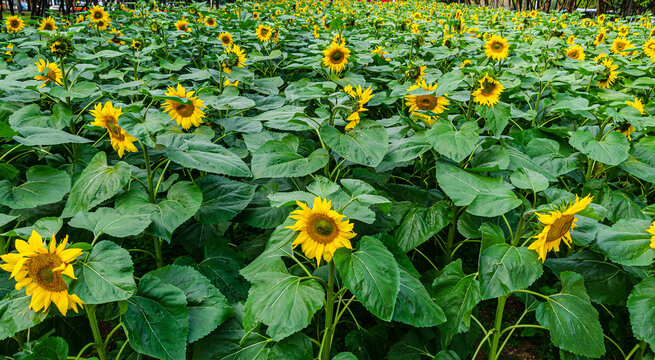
0, 165, 70, 209
0, 290, 48, 341
61, 152, 131, 218
122, 273, 189, 360
426, 121, 479, 162
569, 130, 629, 166
196, 175, 256, 224
192, 317, 270, 360
596, 219, 655, 266
149, 265, 235, 343
320, 120, 389, 167
535, 271, 606, 358
69, 241, 136, 304
269, 333, 313, 360
392, 265, 446, 327
19, 336, 69, 360
435, 163, 515, 207
68, 207, 151, 238
251, 136, 328, 178
244, 271, 324, 341
13, 127, 92, 146
165, 140, 252, 177
478, 243, 543, 300
333, 236, 400, 321
627, 277, 655, 352
392, 201, 452, 252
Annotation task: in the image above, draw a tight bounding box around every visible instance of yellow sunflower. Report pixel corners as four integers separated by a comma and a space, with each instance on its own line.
89, 101, 138, 158
644, 38, 655, 60
566, 45, 585, 61
594, 28, 606, 45
252, 12, 260, 20
484, 34, 509, 60
175, 18, 191, 32
222, 44, 247, 74
108, 29, 125, 45
131, 39, 144, 51
405, 62, 426, 83
34, 59, 63, 88
0, 230, 84, 315
646, 222, 655, 249
88, 5, 109, 23
286, 197, 356, 266
529, 195, 593, 262
39, 16, 57, 32
256, 24, 273, 42
371, 46, 390, 61
218, 32, 233, 47
343, 84, 375, 131
597, 58, 618, 88
472, 73, 504, 107
93, 18, 110, 31
611, 37, 633, 55
224, 78, 239, 87
5, 15, 25, 33
322, 42, 351, 73
617, 122, 636, 141
162, 84, 206, 130
204, 17, 217, 27
625, 98, 645, 114
405, 79, 449, 125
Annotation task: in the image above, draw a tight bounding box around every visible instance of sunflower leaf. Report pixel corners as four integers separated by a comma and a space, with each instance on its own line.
627, 277, 655, 352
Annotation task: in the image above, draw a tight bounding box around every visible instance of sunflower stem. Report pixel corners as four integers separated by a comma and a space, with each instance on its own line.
488, 294, 508, 360
320, 261, 336, 360
85, 305, 108, 360
444, 204, 458, 264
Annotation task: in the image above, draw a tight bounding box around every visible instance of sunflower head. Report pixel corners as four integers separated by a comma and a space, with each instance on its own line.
47, 34, 73, 58
473, 73, 504, 107
39, 16, 57, 32
256, 24, 273, 42
218, 32, 233, 46
566, 45, 585, 61
205, 17, 217, 27
132, 38, 144, 51
162, 84, 207, 130
646, 222, 655, 249
149, 20, 162, 33
89, 101, 138, 157
88, 5, 109, 22
597, 58, 618, 89
5, 15, 25, 33
322, 42, 351, 73
484, 34, 509, 60
34, 58, 63, 88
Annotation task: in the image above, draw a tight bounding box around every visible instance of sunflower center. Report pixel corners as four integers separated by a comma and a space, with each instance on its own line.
26, 253, 68, 292
308, 215, 338, 243
491, 41, 503, 51
10, 19, 19, 28
46, 69, 57, 82
179, 25, 187, 31
481, 80, 497, 96
569, 51, 579, 58
222, 37, 230, 45
331, 50, 344, 63
226, 53, 239, 67
175, 102, 196, 117
416, 94, 437, 110
44, 23, 53, 30
93, 11, 103, 19
260, 28, 269, 36
546, 214, 575, 242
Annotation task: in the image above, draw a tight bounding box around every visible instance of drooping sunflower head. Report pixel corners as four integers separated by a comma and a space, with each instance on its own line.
286, 197, 356, 266
0, 230, 84, 315
643, 38, 655, 60
528, 195, 593, 262
47, 34, 74, 57
89, 101, 138, 158
222, 44, 247, 73
646, 222, 655, 249
256, 24, 273, 42
5, 15, 25, 33
484, 34, 509, 61
566, 44, 585, 61
343, 84, 374, 131
616, 122, 636, 141
593, 28, 606, 45
405, 79, 449, 122
597, 58, 618, 88
472, 73, 504, 107
39, 16, 57, 32
88, 5, 109, 23
34, 59, 63, 88
322, 41, 351, 73
162, 83, 206, 130
149, 20, 162, 33
405, 62, 426, 83
625, 98, 645, 115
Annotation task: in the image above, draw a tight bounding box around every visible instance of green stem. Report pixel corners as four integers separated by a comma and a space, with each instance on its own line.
153, 237, 163, 269
142, 143, 155, 203
488, 295, 508, 360
512, 213, 525, 247
445, 204, 458, 264
85, 305, 108, 360
320, 261, 336, 360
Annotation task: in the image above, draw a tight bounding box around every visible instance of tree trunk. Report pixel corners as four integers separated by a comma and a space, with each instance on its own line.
7, 0, 15, 15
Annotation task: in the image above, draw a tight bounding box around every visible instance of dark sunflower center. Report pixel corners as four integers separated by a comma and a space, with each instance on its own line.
26, 253, 68, 292
492, 41, 503, 51
44, 23, 53, 30
617, 42, 625, 50
481, 79, 497, 96
179, 25, 187, 31
416, 94, 437, 110
175, 102, 195, 117
308, 214, 339, 244
46, 69, 57, 82
408, 67, 420, 79
208, 19, 215, 25
222, 37, 230, 45
546, 214, 575, 242
105, 118, 119, 134
260, 28, 269, 36
10, 19, 19, 28
569, 51, 578, 58
93, 11, 103, 19
313, 218, 335, 236
226, 53, 239, 67
331, 50, 344, 63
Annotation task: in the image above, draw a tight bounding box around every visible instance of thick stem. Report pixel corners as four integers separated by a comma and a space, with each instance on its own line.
445, 204, 458, 264
153, 237, 163, 268
85, 305, 108, 360
488, 295, 508, 360
320, 261, 335, 360
142, 145, 162, 268
512, 214, 525, 247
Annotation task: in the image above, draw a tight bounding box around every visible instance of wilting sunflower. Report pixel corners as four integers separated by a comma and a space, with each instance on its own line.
5, 15, 25, 33
484, 34, 509, 60
88, 5, 109, 23
611, 38, 633, 55
0, 230, 84, 315
322, 42, 351, 73
34, 59, 63, 88
597, 58, 618, 88
205, 17, 217, 27
286, 197, 356, 266
343, 84, 374, 131
593, 28, 606, 45
625, 98, 645, 114
405, 79, 449, 125
39, 16, 57, 32
616, 122, 636, 141
222, 44, 247, 74
472, 73, 504, 107
646, 222, 655, 249
162, 83, 206, 130
529, 195, 593, 262
566, 45, 585, 61
175, 18, 191, 32
89, 101, 138, 158
218, 32, 233, 47
256, 24, 273, 42
644, 38, 655, 61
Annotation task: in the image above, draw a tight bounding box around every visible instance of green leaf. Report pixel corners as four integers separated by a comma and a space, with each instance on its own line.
165, 140, 251, 178
8, 104, 65, 129
466, 192, 521, 218
49, 81, 97, 99
392, 265, 446, 327
20, 336, 68, 360
392, 201, 452, 252
0, 290, 48, 341
596, 219, 655, 266
478, 102, 510, 136
333, 353, 358, 360
478, 244, 543, 300
196, 176, 256, 224
510, 168, 549, 192
69, 241, 136, 304
320, 120, 389, 167
13, 127, 91, 146
244, 271, 324, 341
122, 273, 189, 360
435, 163, 515, 207
426, 121, 479, 162
61, 152, 131, 218
3, 217, 62, 238
149, 265, 235, 343
191, 317, 270, 360
118, 111, 169, 148
0, 166, 70, 209
535, 271, 606, 357
68, 207, 151, 238
252, 136, 328, 178
432, 259, 481, 347
269, 333, 313, 360
569, 130, 629, 166
434, 350, 461, 360
627, 277, 655, 352
334, 236, 400, 321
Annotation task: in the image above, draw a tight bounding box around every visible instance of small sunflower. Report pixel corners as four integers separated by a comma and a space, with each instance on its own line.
131, 39, 144, 51
175, 18, 191, 32
646, 222, 655, 249
218, 32, 233, 46
94, 18, 110, 31
611, 37, 633, 55
256, 24, 273, 42
566, 44, 585, 61
0, 230, 84, 315
322, 42, 351, 73
625, 98, 645, 115
5, 15, 25, 33
107, 29, 125, 45
405, 62, 427, 83
48, 35, 73, 57
405, 79, 449, 125
162, 84, 206, 130
472, 73, 504, 107
286, 197, 356, 266
88, 5, 109, 23
89, 102, 138, 158
343, 84, 374, 131
222, 44, 247, 74
484, 34, 509, 60
644, 38, 655, 60
39, 16, 57, 32
4, 43, 13, 62
34, 59, 63, 88
205, 17, 217, 27
597, 58, 618, 89
529, 195, 593, 262
252, 12, 260, 20
593, 28, 606, 45
617, 122, 636, 141
224, 78, 239, 87
371, 46, 390, 61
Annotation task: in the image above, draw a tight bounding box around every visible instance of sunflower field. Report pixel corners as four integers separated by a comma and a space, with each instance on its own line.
1, 1, 655, 359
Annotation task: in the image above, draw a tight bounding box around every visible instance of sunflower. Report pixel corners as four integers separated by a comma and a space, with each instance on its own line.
343, 84, 374, 131
611, 38, 633, 55
252, 11, 260, 20
89, 102, 138, 158
405, 62, 426, 83
107, 29, 125, 45
218, 32, 233, 47
0, 231, 84, 315
484, 34, 509, 60
5, 15, 25, 33
618, 25, 629, 37
286, 197, 356, 266
34, 59, 63, 88
205, 17, 217, 27
566, 35, 576, 44
4, 43, 13, 62
646, 222, 655, 249
371, 46, 390, 61
39, 16, 57, 32
131, 39, 144, 51
224, 78, 239, 87
162, 84, 206, 130
594, 28, 606, 45
617, 122, 636, 141
222, 44, 247, 74
256, 24, 273, 42
175, 18, 191, 32
597, 14, 606, 22
88, 5, 109, 23
625, 98, 645, 114
405, 79, 449, 125
322, 42, 350, 73
472, 73, 504, 107
597, 58, 618, 88
566, 45, 585, 61
529, 195, 593, 262
94, 18, 110, 31
76, 14, 85, 24
644, 38, 655, 60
